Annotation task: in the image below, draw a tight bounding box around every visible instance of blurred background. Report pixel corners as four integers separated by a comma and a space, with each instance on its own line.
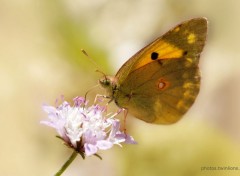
1, 0, 240, 175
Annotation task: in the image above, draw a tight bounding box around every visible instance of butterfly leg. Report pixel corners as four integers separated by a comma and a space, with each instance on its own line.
94, 94, 111, 104
94, 94, 113, 114
102, 97, 115, 114
123, 108, 128, 133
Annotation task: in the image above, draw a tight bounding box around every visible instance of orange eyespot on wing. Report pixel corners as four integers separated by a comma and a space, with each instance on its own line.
156, 78, 170, 91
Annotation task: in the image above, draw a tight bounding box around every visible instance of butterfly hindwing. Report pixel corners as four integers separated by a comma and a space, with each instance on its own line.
115, 57, 200, 124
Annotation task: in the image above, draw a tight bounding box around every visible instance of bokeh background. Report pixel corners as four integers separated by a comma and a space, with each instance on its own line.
1, 0, 240, 176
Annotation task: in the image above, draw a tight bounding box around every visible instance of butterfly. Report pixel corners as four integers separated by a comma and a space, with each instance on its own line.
99, 18, 208, 124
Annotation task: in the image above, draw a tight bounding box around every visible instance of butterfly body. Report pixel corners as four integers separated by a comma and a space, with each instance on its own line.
99, 18, 207, 124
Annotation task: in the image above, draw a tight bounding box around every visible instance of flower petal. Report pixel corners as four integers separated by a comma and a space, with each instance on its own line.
84, 143, 98, 156
97, 140, 113, 150
124, 134, 137, 144
42, 104, 56, 114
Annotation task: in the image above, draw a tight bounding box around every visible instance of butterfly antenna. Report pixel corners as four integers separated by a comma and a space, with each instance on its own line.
81, 49, 108, 78
81, 49, 102, 70
96, 69, 108, 80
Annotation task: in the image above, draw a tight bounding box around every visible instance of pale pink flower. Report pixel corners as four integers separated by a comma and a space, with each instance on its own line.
41, 96, 136, 157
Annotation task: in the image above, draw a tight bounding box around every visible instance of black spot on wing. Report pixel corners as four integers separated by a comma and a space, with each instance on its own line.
151, 52, 159, 60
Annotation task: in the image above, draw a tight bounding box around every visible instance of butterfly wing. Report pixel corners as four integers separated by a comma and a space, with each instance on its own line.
114, 18, 207, 124
116, 18, 207, 83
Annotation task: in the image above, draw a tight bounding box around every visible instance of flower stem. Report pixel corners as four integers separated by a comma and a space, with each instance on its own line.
55, 151, 78, 176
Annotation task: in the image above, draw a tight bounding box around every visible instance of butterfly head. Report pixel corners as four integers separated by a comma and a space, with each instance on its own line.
99, 76, 119, 96
99, 76, 110, 87
99, 75, 118, 89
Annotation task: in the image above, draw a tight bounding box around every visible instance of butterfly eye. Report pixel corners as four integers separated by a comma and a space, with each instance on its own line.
104, 79, 110, 85
99, 77, 110, 87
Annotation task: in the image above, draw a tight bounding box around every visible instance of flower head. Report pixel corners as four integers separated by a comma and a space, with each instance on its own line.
41, 96, 136, 158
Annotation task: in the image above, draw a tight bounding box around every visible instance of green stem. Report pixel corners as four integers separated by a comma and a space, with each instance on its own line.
54, 151, 78, 176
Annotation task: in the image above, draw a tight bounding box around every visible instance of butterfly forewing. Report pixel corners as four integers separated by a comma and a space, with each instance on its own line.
116, 18, 207, 83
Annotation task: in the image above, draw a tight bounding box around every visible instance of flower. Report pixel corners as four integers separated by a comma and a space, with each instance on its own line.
41, 96, 136, 158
